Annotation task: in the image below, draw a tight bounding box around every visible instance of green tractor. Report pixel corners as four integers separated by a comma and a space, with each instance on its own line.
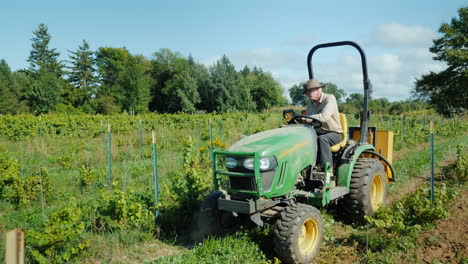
197, 41, 396, 264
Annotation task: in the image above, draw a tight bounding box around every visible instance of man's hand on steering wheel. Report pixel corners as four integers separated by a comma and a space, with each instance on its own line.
289, 115, 322, 128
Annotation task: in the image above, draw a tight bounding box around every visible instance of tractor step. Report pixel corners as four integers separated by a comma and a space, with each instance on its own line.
292, 186, 348, 201
329, 186, 348, 200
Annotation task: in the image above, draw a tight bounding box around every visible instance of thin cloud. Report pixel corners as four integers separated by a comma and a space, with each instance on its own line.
370, 23, 437, 48
281, 35, 314, 48
199, 24, 446, 102
228, 48, 303, 70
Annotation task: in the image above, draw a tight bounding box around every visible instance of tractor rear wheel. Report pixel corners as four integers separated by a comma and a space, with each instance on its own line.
273, 203, 323, 264
343, 158, 387, 223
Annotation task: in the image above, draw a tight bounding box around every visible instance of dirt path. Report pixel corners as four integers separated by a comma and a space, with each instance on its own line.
399, 187, 468, 264
387, 137, 455, 204
316, 139, 464, 264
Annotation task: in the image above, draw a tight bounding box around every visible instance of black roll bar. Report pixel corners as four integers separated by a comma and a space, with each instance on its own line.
307, 41, 371, 144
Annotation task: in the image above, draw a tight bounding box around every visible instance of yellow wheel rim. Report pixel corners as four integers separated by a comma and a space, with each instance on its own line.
370, 174, 384, 210
298, 218, 319, 255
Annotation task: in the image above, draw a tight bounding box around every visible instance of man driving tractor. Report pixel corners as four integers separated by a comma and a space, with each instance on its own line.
303, 79, 343, 173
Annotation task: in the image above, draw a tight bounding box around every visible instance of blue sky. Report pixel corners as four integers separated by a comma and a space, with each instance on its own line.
1, 0, 465, 101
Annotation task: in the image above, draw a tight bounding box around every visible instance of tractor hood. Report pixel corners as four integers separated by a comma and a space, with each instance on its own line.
228, 125, 317, 159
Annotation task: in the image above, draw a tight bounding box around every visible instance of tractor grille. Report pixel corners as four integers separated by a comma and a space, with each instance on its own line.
229, 176, 257, 191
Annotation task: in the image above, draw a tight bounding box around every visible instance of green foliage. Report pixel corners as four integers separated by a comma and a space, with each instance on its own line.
414, 7, 468, 116
366, 184, 458, 236
0, 151, 51, 206
57, 152, 74, 167
322, 82, 346, 103
243, 67, 285, 111
151, 232, 271, 264
288, 82, 307, 106
95, 47, 152, 114
26, 68, 64, 114
289, 82, 346, 106
91, 185, 155, 232
0, 111, 465, 263
6, 25, 290, 115
442, 144, 468, 186
0, 59, 27, 114
27, 199, 89, 264
79, 165, 99, 187
159, 136, 214, 227
357, 183, 460, 263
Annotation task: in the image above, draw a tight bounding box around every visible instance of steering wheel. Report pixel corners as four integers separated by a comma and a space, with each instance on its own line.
290, 115, 322, 128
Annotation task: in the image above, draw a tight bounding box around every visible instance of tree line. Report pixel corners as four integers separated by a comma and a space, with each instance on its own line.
0, 24, 287, 115
1, 7, 465, 116
289, 82, 431, 115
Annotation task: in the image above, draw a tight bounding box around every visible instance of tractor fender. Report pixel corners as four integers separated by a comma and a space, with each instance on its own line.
336, 143, 375, 189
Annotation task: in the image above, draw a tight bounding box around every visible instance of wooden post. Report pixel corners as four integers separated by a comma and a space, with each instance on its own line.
5, 229, 24, 264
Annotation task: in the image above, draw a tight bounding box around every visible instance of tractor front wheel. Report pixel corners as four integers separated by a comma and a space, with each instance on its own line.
193, 191, 224, 240
273, 203, 323, 264
343, 158, 387, 223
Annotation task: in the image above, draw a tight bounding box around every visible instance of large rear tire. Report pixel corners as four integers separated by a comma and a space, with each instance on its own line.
273, 203, 323, 264
343, 158, 387, 223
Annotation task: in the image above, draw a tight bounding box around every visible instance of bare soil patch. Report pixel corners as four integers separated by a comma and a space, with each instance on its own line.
399, 187, 468, 264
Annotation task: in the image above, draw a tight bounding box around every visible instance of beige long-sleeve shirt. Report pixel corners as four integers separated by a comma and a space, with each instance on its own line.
305, 92, 343, 134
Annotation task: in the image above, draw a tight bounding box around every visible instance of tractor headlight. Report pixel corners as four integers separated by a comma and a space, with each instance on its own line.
242, 156, 277, 171
225, 157, 238, 169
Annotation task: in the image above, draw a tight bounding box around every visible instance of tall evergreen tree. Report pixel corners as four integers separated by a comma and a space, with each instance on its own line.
209, 55, 244, 112
23, 24, 64, 113
27, 23, 64, 76
66, 40, 98, 111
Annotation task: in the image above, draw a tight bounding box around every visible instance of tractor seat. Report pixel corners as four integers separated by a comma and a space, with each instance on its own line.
330, 113, 348, 152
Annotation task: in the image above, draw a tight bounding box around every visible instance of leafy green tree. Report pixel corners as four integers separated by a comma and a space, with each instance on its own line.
339, 93, 364, 114
289, 83, 307, 106
25, 68, 63, 114
66, 40, 98, 112
322, 83, 346, 103
0, 59, 22, 114
116, 55, 152, 113
95, 47, 152, 114
27, 24, 64, 76
164, 71, 200, 112
244, 67, 284, 111
190, 59, 216, 112
413, 7, 468, 116
369, 98, 390, 114
289, 81, 344, 106
149, 48, 200, 113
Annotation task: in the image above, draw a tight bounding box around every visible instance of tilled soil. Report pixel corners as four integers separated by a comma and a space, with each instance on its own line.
316, 145, 467, 264
411, 187, 467, 263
